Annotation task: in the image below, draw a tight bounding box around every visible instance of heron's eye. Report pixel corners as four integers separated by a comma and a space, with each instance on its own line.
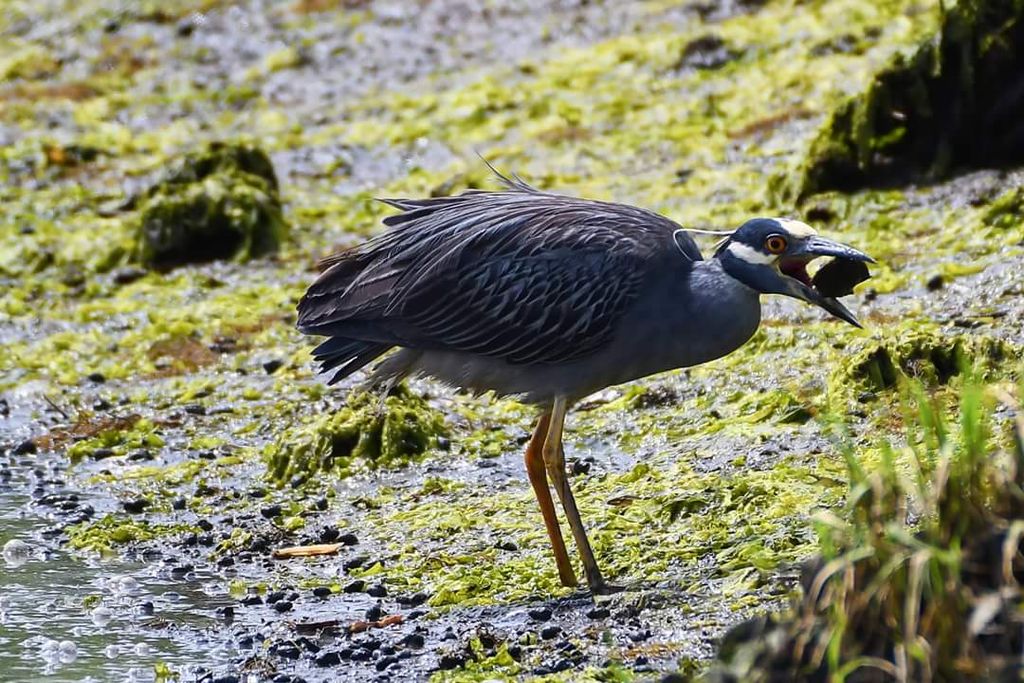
764, 235, 788, 254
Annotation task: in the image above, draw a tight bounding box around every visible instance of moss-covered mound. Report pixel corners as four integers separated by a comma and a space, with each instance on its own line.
263, 385, 448, 485
838, 329, 1015, 393
135, 141, 287, 267
707, 383, 1024, 682
794, 0, 1024, 198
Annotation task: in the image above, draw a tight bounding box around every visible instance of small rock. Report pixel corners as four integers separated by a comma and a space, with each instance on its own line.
319, 527, 340, 543
586, 606, 610, 620
87, 372, 106, 383
312, 586, 332, 598
261, 504, 282, 519
262, 359, 284, 374
540, 625, 562, 640
528, 607, 552, 622
338, 532, 359, 546
171, 497, 187, 511
343, 580, 366, 594
266, 591, 286, 604
315, 651, 342, 667
365, 604, 383, 621
122, 498, 149, 514
112, 266, 147, 285
926, 274, 944, 291
367, 583, 387, 598
90, 448, 116, 461
13, 440, 37, 455
273, 600, 293, 613
402, 633, 425, 648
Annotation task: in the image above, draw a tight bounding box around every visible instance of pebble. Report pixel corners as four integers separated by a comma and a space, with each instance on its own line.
262, 359, 284, 374
402, 633, 425, 648
12, 440, 37, 455
315, 651, 343, 667
926, 274, 945, 291
586, 606, 610, 620
528, 607, 552, 622
122, 498, 149, 514
540, 625, 562, 640
273, 601, 293, 613
312, 586, 332, 598
367, 583, 388, 598
343, 580, 366, 594
338, 532, 359, 546
260, 504, 282, 518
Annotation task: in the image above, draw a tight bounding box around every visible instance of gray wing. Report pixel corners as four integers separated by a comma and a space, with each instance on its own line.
297, 183, 699, 365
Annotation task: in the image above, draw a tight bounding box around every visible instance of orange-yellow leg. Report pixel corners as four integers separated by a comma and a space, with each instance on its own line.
525, 412, 578, 588
543, 396, 620, 595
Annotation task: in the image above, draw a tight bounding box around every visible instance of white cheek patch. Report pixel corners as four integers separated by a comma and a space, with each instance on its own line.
727, 242, 776, 265
774, 218, 817, 237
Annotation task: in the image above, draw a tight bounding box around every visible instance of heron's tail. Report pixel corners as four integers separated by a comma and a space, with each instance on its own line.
311, 337, 392, 386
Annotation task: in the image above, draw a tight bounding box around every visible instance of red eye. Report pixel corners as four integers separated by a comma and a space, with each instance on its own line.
764, 235, 787, 254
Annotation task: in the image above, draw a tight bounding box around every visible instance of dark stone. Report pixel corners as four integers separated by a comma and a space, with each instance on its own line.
262, 359, 284, 374
275, 644, 300, 659
338, 532, 359, 546
528, 607, 552, 622
367, 583, 388, 598
240, 595, 263, 606
184, 403, 206, 415
171, 497, 187, 510
926, 274, 945, 291
343, 555, 369, 571
87, 372, 106, 383
540, 625, 562, 640
13, 440, 37, 455
437, 654, 465, 670
397, 591, 428, 607
90, 448, 116, 461
375, 655, 399, 671
677, 34, 738, 70
586, 606, 610, 620
365, 604, 383, 621
402, 633, 425, 648
197, 519, 214, 531
343, 580, 366, 594
319, 527, 340, 543
315, 651, 342, 667
260, 504, 282, 519
112, 266, 147, 285
273, 601, 293, 613
312, 586, 332, 598
122, 498, 149, 514
266, 591, 286, 604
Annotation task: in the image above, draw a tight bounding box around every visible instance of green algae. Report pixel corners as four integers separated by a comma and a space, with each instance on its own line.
66, 514, 199, 556
135, 142, 287, 268
263, 384, 448, 485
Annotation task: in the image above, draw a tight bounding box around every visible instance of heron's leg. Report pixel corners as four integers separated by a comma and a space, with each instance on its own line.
524, 412, 578, 588
543, 397, 618, 595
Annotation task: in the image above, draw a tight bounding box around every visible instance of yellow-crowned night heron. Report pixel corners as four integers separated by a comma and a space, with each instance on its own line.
296, 172, 873, 595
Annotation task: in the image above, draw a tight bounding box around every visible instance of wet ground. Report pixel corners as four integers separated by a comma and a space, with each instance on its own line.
2, 0, 1023, 681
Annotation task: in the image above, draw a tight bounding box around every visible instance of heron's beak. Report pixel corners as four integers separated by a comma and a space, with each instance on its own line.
781, 237, 874, 328
796, 236, 875, 264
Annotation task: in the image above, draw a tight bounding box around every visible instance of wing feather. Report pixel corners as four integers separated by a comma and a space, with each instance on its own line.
296, 185, 700, 366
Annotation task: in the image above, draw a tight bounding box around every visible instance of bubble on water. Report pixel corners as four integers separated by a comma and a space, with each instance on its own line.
114, 576, 139, 595
0, 592, 11, 611
2, 539, 33, 567
103, 644, 120, 659
57, 640, 77, 663
91, 606, 113, 627
134, 642, 151, 656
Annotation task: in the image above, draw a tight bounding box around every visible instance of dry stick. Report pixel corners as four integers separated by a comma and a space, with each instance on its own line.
271, 543, 342, 559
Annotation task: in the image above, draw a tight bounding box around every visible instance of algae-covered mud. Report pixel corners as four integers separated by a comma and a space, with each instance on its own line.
1, 0, 1023, 681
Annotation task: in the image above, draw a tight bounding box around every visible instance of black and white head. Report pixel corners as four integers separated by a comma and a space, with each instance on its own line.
714, 217, 874, 327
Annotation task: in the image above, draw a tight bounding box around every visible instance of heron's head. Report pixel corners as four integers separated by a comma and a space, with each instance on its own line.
715, 217, 874, 327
